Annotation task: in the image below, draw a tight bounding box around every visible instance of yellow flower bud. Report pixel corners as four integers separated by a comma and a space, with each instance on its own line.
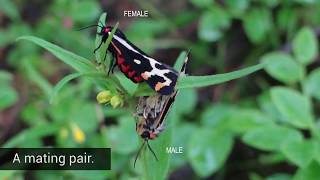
71, 124, 85, 144
96, 90, 112, 104
110, 95, 123, 108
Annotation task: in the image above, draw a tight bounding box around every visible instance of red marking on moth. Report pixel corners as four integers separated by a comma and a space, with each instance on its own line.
120, 64, 130, 73
128, 71, 136, 78
117, 54, 125, 65
134, 76, 143, 82
104, 28, 110, 33
150, 133, 157, 139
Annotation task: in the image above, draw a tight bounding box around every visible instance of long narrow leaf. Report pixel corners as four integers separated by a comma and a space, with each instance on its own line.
174, 50, 189, 71
95, 12, 119, 65
50, 72, 119, 104
177, 63, 265, 89
23, 60, 53, 98
95, 13, 107, 64
17, 36, 96, 73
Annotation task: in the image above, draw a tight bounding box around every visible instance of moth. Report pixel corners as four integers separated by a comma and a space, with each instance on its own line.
84, 23, 179, 95
133, 53, 189, 167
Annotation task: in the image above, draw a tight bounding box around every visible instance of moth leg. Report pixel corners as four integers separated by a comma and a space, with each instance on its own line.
107, 55, 116, 76
93, 40, 103, 53
111, 60, 117, 74
102, 50, 108, 63
108, 54, 117, 76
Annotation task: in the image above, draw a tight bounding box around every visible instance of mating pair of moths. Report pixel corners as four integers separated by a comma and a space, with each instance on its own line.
92, 23, 189, 166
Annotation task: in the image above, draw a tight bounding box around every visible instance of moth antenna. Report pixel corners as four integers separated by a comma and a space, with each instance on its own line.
146, 141, 159, 161
99, 21, 105, 27
77, 24, 104, 31
134, 141, 146, 168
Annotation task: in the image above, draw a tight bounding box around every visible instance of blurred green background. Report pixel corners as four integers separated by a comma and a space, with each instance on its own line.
1, 0, 320, 179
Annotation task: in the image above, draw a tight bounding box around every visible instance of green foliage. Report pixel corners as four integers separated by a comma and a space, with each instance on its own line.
2, 0, 320, 179
0, 71, 18, 110
304, 68, 320, 100
271, 87, 314, 128
243, 7, 272, 43
178, 63, 265, 89
188, 129, 233, 177
293, 27, 318, 65
281, 139, 316, 167
242, 125, 303, 151
198, 6, 231, 42
262, 52, 304, 84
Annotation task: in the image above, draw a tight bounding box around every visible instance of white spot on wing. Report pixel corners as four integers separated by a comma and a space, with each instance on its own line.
143, 59, 173, 87
134, 59, 141, 64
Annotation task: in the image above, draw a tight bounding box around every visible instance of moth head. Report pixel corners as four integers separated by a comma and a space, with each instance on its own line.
141, 131, 157, 139
100, 26, 126, 39
101, 26, 112, 35
136, 118, 157, 140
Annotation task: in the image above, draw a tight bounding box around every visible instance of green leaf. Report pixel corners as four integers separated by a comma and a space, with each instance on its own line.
70, 1, 100, 23
174, 88, 197, 115
105, 116, 139, 155
293, 161, 320, 180
198, 6, 230, 42
243, 8, 272, 43
50, 72, 105, 104
0, 0, 19, 20
242, 125, 303, 151
3, 123, 61, 148
225, 0, 249, 17
261, 52, 304, 84
95, 14, 119, 65
281, 139, 316, 167
258, 91, 283, 122
262, 0, 279, 7
200, 103, 237, 128
70, 102, 98, 133
304, 68, 320, 100
226, 109, 275, 134
50, 73, 83, 104
293, 27, 318, 65
115, 73, 138, 96
133, 84, 154, 96
271, 87, 314, 128
0, 85, 17, 110
0, 170, 17, 180
266, 173, 291, 180
188, 129, 233, 177
178, 63, 264, 89
276, 7, 297, 32
0, 71, 17, 110
95, 13, 106, 64
174, 50, 189, 71
95, 16, 119, 65
22, 59, 53, 98
137, 109, 176, 180
171, 123, 197, 169
190, 0, 213, 8
17, 36, 96, 72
